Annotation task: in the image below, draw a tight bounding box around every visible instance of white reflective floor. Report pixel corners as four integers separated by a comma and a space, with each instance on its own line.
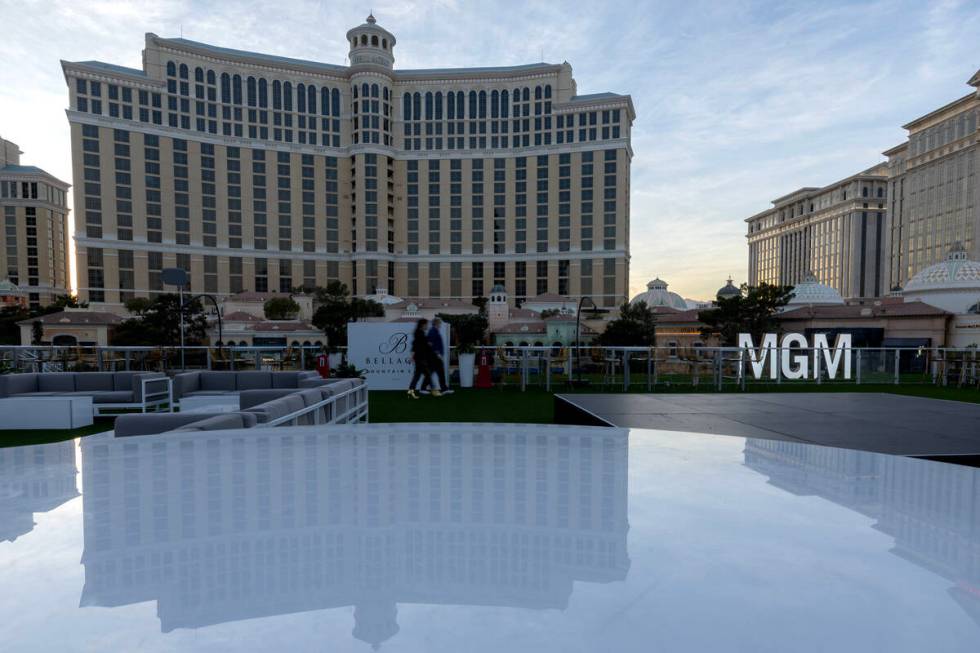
1, 424, 979, 651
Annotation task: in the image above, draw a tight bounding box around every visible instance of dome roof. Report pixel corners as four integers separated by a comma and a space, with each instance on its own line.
716, 278, 740, 300
904, 244, 980, 293
787, 274, 845, 306
631, 278, 688, 310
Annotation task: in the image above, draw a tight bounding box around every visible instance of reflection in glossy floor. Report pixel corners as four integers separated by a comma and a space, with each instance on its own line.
79, 425, 630, 647
1, 425, 980, 651
744, 439, 980, 626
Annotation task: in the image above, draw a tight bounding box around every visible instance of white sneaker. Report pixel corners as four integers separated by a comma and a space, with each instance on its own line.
441, 389, 455, 395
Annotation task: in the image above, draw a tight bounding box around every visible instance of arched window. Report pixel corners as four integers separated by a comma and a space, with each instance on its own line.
331, 89, 341, 115
447, 91, 455, 119
522, 87, 529, 102
233, 75, 242, 104
544, 84, 552, 99
247, 77, 257, 106
258, 79, 268, 107
382, 38, 387, 49
352, 85, 358, 99
167, 61, 176, 76
195, 66, 204, 82
220, 73, 231, 103
322, 88, 331, 115
491, 90, 499, 118
179, 63, 189, 79
52, 334, 77, 346
370, 83, 379, 98
297, 83, 306, 112
434, 92, 442, 120
360, 34, 367, 45
403, 92, 411, 120
383, 87, 388, 101
371, 35, 378, 46
501, 90, 509, 118
468, 90, 477, 119
534, 85, 542, 100
303, 340, 312, 347
283, 82, 292, 111
207, 69, 215, 85
478, 90, 486, 118
307, 85, 316, 114
425, 92, 433, 120
272, 80, 282, 109
412, 92, 421, 120
361, 83, 369, 98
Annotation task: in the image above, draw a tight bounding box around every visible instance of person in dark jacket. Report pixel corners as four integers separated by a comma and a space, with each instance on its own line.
407, 319, 431, 399
421, 317, 451, 395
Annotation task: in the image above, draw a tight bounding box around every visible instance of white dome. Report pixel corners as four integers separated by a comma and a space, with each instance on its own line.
902, 244, 980, 314
631, 278, 688, 310
904, 245, 980, 293
787, 274, 845, 306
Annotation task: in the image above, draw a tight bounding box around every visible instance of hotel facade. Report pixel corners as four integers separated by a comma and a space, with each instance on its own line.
746, 68, 979, 299
62, 16, 634, 311
0, 137, 72, 307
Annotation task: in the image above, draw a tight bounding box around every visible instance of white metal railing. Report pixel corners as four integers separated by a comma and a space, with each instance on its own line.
266, 384, 369, 427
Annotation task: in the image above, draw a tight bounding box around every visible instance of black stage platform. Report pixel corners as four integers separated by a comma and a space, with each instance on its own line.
555, 392, 980, 463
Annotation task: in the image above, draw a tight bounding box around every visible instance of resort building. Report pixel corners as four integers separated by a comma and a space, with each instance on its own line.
745, 163, 889, 300
0, 136, 72, 307
885, 71, 980, 291
61, 15, 634, 314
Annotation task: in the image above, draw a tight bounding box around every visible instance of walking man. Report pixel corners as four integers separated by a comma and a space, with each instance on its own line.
422, 317, 452, 395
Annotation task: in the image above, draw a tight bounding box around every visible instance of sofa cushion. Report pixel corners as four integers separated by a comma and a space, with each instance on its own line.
114, 412, 220, 437
1, 374, 38, 397
299, 388, 324, 407
74, 373, 114, 392
66, 390, 133, 404
239, 388, 297, 410
112, 372, 137, 392
244, 399, 288, 424
270, 372, 302, 389
235, 371, 272, 391
173, 371, 202, 398
174, 413, 251, 432
201, 372, 237, 391
37, 373, 77, 393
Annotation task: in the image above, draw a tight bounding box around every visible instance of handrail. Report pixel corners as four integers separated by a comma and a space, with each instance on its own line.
266, 385, 369, 427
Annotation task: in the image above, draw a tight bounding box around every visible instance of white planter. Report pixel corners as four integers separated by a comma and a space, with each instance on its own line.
459, 352, 476, 388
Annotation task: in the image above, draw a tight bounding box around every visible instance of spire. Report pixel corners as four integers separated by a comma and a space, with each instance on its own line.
366, 12, 376, 24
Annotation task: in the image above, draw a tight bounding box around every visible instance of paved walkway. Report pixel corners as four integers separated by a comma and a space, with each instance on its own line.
555, 393, 980, 458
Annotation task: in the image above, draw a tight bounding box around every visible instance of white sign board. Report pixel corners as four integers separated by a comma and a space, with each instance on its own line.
347, 322, 451, 389
738, 333, 852, 381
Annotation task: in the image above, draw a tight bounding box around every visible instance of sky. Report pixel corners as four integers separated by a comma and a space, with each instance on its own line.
0, 0, 978, 301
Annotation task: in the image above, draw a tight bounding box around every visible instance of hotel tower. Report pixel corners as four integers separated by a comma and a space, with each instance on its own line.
62, 15, 634, 310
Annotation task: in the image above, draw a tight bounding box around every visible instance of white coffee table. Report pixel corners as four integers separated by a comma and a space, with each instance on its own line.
0, 396, 94, 429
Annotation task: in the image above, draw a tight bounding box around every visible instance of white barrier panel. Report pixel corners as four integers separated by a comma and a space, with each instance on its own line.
347, 322, 451, 389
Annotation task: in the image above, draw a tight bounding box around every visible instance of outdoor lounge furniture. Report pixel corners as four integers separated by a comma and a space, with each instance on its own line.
113, 377, 367, 436
173, 370, 327, 402
0, 371, 172, 415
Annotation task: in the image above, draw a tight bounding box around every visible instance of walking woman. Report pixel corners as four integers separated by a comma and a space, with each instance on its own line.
407, 318, 431, 399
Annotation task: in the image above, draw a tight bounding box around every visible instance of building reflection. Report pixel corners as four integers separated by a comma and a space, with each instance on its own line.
79, 426, 630, 647
744, 439, 980, 626
0, 440, 79, 543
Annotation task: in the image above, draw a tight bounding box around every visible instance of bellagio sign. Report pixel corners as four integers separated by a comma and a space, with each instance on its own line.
737, 333, 852, 381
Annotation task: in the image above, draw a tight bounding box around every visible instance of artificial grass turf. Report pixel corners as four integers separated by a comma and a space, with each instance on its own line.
368, 388, 556, 423
0, 420, 114, 448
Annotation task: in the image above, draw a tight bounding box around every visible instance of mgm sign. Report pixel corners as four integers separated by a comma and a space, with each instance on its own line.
737, 333, 852, 381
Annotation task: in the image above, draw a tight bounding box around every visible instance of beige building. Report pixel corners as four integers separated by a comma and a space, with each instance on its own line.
61, 15, 634, 315
884, 71, 980, 291
0, 136, 72, 307
745, 164, 889, 300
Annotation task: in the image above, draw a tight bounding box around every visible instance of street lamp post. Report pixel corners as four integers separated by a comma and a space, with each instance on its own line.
573, 296, 607, 387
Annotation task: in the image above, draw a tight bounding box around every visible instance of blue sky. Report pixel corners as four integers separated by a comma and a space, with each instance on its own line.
1, 0, 978, 299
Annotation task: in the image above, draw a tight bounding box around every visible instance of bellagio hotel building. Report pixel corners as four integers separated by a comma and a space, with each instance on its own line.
62, 15, 634, 311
